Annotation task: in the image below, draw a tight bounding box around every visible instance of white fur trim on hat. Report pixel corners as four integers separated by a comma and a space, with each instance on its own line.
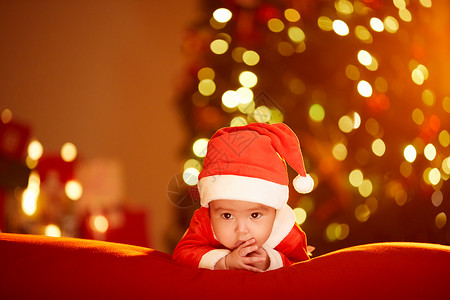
198, 249, 230, 270
198, 175, 289, 210
293, 174, 314, 194
263, 204, 296, 249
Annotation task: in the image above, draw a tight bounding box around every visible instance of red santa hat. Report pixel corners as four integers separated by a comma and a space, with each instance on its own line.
198, 122, 314, 210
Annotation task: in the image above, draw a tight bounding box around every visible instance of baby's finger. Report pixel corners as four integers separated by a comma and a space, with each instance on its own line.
239, 244, 258, 257
242, 264, 264, 273
243, 256, 266, 264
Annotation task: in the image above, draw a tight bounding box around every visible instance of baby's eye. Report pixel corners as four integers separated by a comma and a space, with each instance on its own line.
250, 212, 262, 219
221, 213, 233, 220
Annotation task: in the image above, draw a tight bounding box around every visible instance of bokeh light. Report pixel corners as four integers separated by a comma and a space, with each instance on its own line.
61, 142, 77, 162
44, 224, 62, 237
404, 145, 417, 163
333, 20, 349, 36
239, 71, 258, 88
28, 140, 43, 161
183, 167, 200, 186
193, 138, 209, 157
213, 8, 232, 23
357, 80, 373, 97
309, 104, 325, 122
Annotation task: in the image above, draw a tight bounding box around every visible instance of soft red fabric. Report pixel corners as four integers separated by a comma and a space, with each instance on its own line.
1, 233, 449, 299
173, 207, 309, 268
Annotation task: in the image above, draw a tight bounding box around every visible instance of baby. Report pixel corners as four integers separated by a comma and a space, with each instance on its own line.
173, 123, 314, 271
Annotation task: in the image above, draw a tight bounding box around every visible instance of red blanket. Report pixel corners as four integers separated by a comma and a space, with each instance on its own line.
1, 233, 449, 299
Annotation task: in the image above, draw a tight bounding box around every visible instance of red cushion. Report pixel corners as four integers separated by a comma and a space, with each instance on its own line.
1, 233, 449, 299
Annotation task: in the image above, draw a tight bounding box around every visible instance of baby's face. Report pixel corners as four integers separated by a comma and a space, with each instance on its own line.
209, 199, 276, 250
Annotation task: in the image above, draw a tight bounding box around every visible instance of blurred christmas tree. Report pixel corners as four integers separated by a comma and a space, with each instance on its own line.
173, 0, 449, 255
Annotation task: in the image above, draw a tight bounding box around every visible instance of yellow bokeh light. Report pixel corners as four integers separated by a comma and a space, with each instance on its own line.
365, 118, 380, 136
317, 16, 333, 31
424, 143, 436, 161
284, 8, 300, 22
238, 100, 255, 114
61, 142, 77, 162
358, 179, 373, 197
335, 224, 350, 240
375, 77, 388, 93
230, 116, 248, 127
399, 8, 412, 22
428, 168, 441, 185
268, 18, 284, 32
309, 104, 325, 122
90, 215, 109, 233
438, 130, 450, 147
332, 143, 347, 161
370, 17, 384, 32
404, 145, 417, 163
345, 64, 360, 81
288, 26, 305, 43
242, 50, 260, 66
213, 8, 232, 23
384, 16, 399, 33
198, 79, 216, 96
254, 106, 271, 123
28, 140, 43, 161
411, 69, 424, 85
335, 0, 354, 14
431, 190, 443, 207
435, 212, 447, 229
183, 167, 199, 186
232, 47, 246, 63
236, 87, 253, 104
422, 89, 435, 106
210, 39, 229, 55
210, 17, 226, 30
183, 159, 202, 172
353, 112, 361, 129
355, 204, 371, 222
1, 108, 13, 124
44, 224, 61, 237
354, 25, 373, 43
293, 207, 307, 225
366, 56, 378, 71
332, 20, 349, 36
443, 157, 450, 174
443, 97, 450, 113
372, 139, 386, 157
193, 138, 209, 158
222, 90, 240, 108
412, 108, 424, 125
325, 223, 338, 242
349, 169, 364, 187
239, 71, 258, 88
197, 67, 215, 80
278, 42, 294, 56
22, 187, 39, 216
400, 161, 412, 177
357, 80, 372, 97
357, 50, 372, 66
65, 180, 83, 201
393, 0, 406, 9
269, 108, 284, 124
338, 115, 353, 133
420, 0, 432, 8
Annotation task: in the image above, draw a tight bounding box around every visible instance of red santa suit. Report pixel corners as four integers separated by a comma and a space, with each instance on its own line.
173, 205, 309, 270
173, 123, 314, 271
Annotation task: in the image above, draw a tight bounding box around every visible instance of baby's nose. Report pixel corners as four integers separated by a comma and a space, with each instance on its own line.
236, 221, 251, 239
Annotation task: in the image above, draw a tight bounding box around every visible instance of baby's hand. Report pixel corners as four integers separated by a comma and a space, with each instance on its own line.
247, 247, 270, 271
224, 238, 266, 273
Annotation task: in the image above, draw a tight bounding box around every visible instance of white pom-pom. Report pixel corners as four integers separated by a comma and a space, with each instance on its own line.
293, 174, 314, 194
